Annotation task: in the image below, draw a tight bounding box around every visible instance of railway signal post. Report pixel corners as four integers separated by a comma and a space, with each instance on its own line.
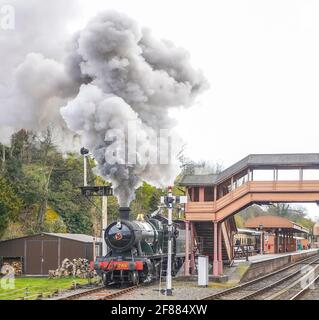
166, 186, 174, 296
161, 186, 187, 296
80, 147, 113, 257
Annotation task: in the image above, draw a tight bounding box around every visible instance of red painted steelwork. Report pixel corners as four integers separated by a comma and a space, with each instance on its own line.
91, 261, 144, 271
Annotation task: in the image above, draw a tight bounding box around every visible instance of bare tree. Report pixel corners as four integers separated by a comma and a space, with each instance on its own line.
1, 144, 5, 172
36, 127, 56, 231
179, 153, 224, 176
37, 166, 54, 230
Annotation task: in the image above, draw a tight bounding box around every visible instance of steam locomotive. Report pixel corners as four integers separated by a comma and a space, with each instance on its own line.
92, 207, 186, 286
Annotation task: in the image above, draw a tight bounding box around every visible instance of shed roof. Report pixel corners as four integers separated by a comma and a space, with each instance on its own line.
180, 153, 319, 186
45, 233, 102, 243
244, 216, 309, 234
0, 233, 102, 244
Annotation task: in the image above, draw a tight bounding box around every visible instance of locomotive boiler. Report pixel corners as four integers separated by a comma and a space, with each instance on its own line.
92, 207, 186, 286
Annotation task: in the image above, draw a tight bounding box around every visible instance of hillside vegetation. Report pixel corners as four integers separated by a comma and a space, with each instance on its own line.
0, 130, 315, 240
0, 129, 163, 240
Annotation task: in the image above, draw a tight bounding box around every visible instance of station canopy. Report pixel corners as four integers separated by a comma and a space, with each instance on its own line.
244, 216, 309, 234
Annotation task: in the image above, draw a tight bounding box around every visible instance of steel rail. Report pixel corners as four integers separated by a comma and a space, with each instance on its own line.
102, 285, 139, 300
290, 273, 319, 300
201, 254, 319, 300
57, 286, 106, 300
265, 265, 319, 300
239, 257, 319, 300
57, 285, 139, 300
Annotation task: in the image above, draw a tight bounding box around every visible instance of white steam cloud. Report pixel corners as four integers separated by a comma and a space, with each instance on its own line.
0, 0, 81, 150
0, 4, 207, 205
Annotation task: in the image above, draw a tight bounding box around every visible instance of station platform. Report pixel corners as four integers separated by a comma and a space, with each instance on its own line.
227, 248, 319, 283
237, 248, 318, 263
177, 249, 319, 285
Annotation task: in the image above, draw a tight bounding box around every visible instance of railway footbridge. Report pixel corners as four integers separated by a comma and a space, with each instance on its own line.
180, 154, 319, 277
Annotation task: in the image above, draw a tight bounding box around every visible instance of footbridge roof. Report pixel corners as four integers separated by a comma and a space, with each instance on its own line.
180, 153, 319, 187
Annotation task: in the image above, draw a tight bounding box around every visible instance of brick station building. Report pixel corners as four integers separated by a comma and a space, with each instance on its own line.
244, 215, 309, 253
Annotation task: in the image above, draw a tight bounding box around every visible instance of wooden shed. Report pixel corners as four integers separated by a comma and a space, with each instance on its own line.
0, 233, 102, 275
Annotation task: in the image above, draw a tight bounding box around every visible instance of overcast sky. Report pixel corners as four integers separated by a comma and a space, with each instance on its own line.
68, 1, 319, 219
70, 0, 319, 164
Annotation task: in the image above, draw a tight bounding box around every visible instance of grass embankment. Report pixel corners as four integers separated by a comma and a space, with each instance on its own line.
0, 277, 93, 300
208, 263, 251, 289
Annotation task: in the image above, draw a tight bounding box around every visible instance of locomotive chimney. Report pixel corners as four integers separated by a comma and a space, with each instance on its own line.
119, 207, 130, 220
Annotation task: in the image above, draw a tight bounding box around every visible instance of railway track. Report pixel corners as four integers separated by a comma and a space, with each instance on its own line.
290, 273, 319, 300
265, 265, 319, 300
58, 285, 138, 300
202, 254, 319, 300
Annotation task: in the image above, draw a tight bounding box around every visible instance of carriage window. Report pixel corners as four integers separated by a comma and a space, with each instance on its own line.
204, 187, 214, 201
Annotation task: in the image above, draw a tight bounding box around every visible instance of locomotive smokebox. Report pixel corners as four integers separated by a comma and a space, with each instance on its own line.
119, 207, 130, 220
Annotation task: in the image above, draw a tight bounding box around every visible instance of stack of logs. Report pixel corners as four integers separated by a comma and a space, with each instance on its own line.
1, 261, 23, 276
49, 258, 96, 279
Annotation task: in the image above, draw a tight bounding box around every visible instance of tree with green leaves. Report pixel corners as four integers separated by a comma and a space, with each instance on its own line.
49, 154, 94, 234
130, 182, 162, 218
0, 176, 22, 237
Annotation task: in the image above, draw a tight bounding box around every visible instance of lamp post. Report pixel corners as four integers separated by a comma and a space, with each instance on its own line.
259, 224, 264, 255
278, 228, 282, 253
80, 147, 90, 187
